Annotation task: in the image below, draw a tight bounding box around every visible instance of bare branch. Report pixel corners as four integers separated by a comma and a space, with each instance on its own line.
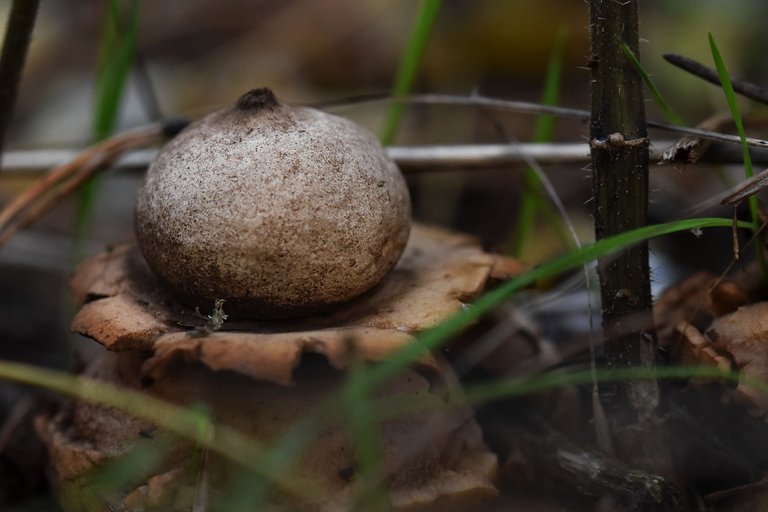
335, 94, 768, 150
664, 53, 768, 106
3, 140, 768, 175
721, 167, 768, 206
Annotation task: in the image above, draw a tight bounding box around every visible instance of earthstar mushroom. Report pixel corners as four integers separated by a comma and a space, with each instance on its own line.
135, 88, 411, 319
42, 224, 506, 511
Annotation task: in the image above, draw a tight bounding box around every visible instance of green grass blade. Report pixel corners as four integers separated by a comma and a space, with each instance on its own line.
93, 0, 140, 140
622, 42, 740, 194
512, 27, 571, 258
709, 33, 752, 179
532, 28, 568, 143
76, 0, 141, 240
357, 217, 751, 389
622, 42, 685, 126
380, 0, 442, 145
708, 33, 766, 277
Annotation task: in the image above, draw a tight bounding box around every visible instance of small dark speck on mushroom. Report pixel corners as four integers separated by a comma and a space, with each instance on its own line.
338, 465, 355, 482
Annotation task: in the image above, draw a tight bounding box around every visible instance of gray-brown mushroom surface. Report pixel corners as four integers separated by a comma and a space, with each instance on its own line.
135, 88, 411, 319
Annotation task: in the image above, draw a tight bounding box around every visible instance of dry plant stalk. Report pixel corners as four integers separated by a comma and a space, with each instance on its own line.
0, 0, 40, 166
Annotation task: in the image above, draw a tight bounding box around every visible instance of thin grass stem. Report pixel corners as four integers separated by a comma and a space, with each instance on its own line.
622, 43, 685, 126
512, 27, 570, 258
708, 33, 767, 279
380, 0, 442, 145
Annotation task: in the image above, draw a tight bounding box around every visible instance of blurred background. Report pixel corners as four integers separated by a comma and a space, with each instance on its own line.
1, 0, 768, 506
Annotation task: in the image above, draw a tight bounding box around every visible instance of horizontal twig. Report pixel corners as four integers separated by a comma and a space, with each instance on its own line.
2, 144, 596, 173
2, 148, 158, 173
391, 143, 593, 169
337, 94, 768, 151
721, 167, 768, 205
2, 94, 767, 175
3, 141, 768, 175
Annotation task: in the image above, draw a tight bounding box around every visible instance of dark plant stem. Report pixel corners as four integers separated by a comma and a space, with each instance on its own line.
589, 1, 658, 423
0, 0, 40, 171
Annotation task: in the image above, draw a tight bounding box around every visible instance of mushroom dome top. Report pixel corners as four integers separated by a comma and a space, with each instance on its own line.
135, 88, 411, 319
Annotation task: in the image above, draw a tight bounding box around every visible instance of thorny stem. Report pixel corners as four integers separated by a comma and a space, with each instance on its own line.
589, 1, 658, 423
0, 0, 40, 171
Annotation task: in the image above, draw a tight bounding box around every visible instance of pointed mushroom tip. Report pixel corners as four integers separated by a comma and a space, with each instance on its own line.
236, 88, 278, 111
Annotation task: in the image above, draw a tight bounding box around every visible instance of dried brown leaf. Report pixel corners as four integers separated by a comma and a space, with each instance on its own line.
654, 272, 748, 350
660, 112, 733, 166
707, 302, 768, 414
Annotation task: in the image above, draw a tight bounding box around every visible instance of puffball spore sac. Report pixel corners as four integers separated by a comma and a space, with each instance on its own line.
135, 88, 411, 319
